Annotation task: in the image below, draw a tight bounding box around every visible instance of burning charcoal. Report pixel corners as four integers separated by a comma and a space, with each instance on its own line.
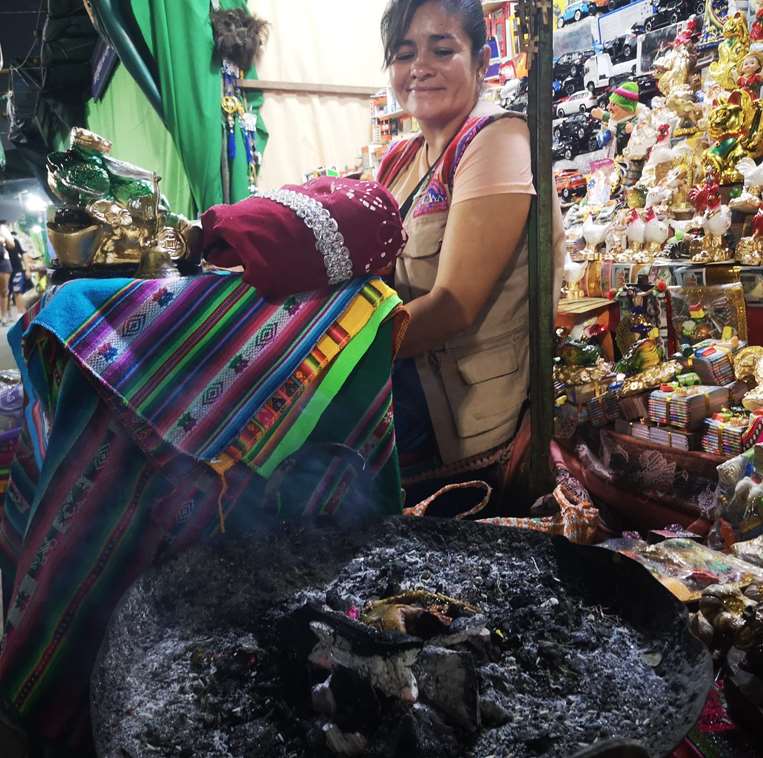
92, 518, 713, 758
479, 696, 511, 728
330, 665, 382, 732
307, 621, 420, 702
413, 646, 480, 732
325, 588, 360, 614
311, 675, 336, 717
379, 561, 406, 597
430, 614, 491, 654
323, 723, 368, 757
371, 703, 460, 758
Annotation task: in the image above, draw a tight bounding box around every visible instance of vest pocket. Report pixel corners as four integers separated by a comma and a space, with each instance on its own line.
438, 337, 524, 439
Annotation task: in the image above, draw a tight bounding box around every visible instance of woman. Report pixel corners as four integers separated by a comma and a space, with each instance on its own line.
7, 231, 32, 316
377, 0, 563, 506
0, 221, 14, 326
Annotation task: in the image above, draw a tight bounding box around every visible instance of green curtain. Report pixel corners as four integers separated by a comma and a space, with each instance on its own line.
86, 64, 195, 218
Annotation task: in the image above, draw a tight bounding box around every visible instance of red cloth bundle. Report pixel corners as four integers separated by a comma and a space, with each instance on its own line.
200, 177, 407, 298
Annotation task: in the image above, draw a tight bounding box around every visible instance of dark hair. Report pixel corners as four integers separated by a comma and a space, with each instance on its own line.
381, 0, 487, 67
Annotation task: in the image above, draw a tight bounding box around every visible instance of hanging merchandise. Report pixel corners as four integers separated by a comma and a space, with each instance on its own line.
212, 6, 270, 198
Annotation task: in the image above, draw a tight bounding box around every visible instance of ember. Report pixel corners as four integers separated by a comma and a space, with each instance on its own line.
92, 518, 711, 757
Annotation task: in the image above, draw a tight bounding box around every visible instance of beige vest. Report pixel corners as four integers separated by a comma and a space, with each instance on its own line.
386, 105, 530, 464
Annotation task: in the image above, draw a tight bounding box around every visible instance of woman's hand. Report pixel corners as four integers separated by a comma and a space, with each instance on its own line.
397, 192, 531, 358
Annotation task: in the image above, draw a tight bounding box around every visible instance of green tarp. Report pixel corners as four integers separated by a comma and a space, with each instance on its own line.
86, 64, 195, 218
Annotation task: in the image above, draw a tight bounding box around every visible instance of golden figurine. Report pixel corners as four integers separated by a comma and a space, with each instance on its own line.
736, 208, 763, 265
708, 12, 751, 92
46, 128, 197, 277
703, 89, 763, 184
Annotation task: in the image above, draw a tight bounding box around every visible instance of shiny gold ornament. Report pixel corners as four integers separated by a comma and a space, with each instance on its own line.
735, 234, 763, 265
554, 358, 613, 388
708, 12, 751, 91
619, 361, 681, 398
46, 223, 103, 268
733, 346, 763, 381
46, 128, 196, 276
703, 90, 761, 184
135, 233, 183, 279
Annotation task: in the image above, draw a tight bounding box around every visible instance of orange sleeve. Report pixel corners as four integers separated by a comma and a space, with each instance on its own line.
451, 116, 536, 205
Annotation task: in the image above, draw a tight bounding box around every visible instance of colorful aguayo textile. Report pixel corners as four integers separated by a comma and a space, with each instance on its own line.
0, 273, 404, 753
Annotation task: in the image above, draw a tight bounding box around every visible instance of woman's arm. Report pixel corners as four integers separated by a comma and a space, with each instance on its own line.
397, 191, 531, 359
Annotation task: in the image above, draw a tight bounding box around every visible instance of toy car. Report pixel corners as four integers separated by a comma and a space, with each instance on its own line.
553, 129, 599, 161
553, 112, 598, 147
501, 77, 527, 109
555, 169, 588, 202
639, 0, 702, 32
553, 51, 594, 83
561, 75, 585, 96
555, 90, 597, 117
553, 139, 576, 162
604, 33, 637, 64
505, 91, 528, 114
557, 1, 593, 28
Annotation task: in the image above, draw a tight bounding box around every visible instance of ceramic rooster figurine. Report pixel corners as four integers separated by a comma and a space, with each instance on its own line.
690, 173, 733, 263
732, 156, 763, 212
737, 208, 763, 265
562, 251, 586, 300
641, 124, 674, 187
642, 208, 670, 260
689, 172, 722, 215
622, 208, 646, 261
581, 213, 612, 260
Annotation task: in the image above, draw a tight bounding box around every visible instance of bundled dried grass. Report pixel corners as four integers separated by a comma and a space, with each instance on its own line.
211, 8, 269, 71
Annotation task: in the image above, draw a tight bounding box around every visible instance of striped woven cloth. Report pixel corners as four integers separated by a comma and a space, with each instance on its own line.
0, 273, 405, 753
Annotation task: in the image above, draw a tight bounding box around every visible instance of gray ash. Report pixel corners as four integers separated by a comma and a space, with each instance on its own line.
92, 518, 711, 758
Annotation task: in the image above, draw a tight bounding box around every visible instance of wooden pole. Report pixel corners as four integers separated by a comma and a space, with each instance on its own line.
237, 79, 379, 97
527, 6, 555, 497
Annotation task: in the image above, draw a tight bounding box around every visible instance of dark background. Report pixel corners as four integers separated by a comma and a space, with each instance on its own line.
1, 1, 44, 217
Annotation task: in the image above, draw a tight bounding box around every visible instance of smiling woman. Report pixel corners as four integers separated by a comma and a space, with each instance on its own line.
377, 0, 564, 506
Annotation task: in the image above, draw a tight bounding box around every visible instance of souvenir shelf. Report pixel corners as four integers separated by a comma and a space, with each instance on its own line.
364, 87, 418, 174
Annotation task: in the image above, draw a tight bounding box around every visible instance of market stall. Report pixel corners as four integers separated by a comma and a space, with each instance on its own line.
2, 0, 763, 756
551, 0, 763, 746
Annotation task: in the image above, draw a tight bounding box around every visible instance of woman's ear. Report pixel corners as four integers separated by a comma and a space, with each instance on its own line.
478, 44, 491, 80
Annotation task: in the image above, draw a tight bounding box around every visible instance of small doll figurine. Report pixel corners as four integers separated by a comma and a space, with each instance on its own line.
591, 82, 642, 158
737, 53, 763, 98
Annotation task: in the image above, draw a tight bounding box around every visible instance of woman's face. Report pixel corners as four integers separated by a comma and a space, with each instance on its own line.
389, 1, 486, 130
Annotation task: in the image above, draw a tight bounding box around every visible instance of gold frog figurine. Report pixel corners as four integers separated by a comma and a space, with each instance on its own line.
46, 127, 198, 277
